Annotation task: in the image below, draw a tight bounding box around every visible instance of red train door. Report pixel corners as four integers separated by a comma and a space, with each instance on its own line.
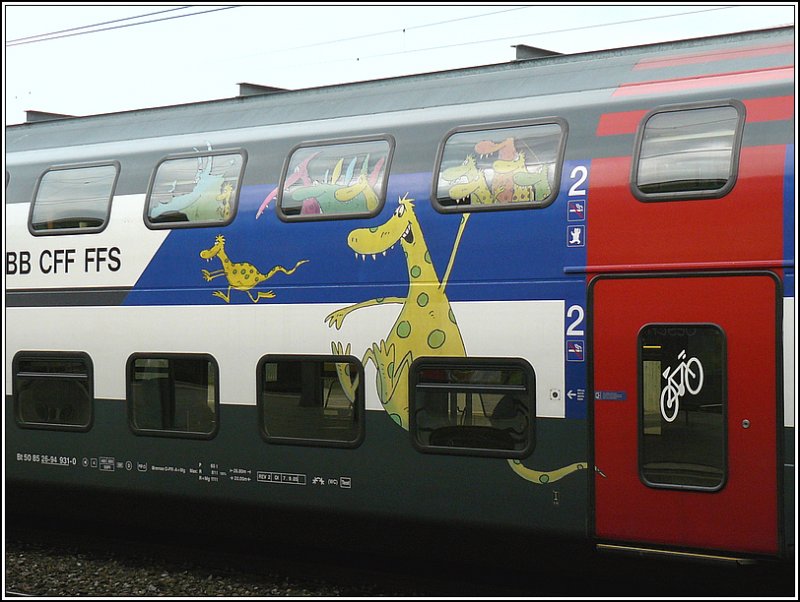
591, 272, 780, 557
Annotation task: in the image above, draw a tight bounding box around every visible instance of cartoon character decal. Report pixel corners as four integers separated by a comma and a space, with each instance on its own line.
257, 139, 391, 218
326, 194, 469, 425
437, 125, 562, 208
149, 144, 243, 223
200, 235, 308, 303
327, 194, 586, 484
284, 155, 384, 216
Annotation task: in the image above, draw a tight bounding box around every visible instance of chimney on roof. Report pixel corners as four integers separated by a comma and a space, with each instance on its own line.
512, 44, 562, 60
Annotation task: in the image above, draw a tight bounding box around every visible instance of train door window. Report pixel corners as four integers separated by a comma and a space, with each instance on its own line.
632, 101, 744, 201
433, 119, 566, 212
409, 357, 535, 458
145, 149, 245, 228
29, 162, 119, 234
275, 136, 393, 221
13, 352, 93, 431
127, 354, 219, 438
258, 355, 365, 447
639, 325, 727, 490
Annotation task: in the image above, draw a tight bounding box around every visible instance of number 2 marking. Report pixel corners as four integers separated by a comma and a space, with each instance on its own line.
568, 165, 588, 197
566, 304, 585, 336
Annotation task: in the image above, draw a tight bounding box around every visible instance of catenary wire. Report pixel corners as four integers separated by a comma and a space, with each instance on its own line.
5, 6, 239, 47
6, 6, 192, 44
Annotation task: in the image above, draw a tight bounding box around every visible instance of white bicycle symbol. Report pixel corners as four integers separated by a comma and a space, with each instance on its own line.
660, 349, 704, 423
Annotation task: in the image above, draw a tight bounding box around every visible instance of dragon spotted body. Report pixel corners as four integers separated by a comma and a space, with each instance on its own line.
326, 195, 467, 425
200, 235, 308, 303
326, 195, 584, 485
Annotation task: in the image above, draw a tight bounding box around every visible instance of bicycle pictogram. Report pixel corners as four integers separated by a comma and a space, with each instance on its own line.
660, 349, 704, 422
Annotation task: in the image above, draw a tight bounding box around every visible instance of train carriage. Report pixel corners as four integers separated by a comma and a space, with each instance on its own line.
5, 25, 795, 565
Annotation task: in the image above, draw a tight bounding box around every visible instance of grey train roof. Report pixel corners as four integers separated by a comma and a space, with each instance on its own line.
6, 26, 794, 153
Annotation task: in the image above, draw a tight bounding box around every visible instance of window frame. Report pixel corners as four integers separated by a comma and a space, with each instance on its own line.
257, 354, 366, 448
431, 117, 567, 214
126, 353, 220, 439
409, 356, 536, 458
13, 351, 94, 432
28, 161, 120, 236
275, 134, 395, 223
630, 99, 746, 203
144, 148, 247, 230
637, 323, 728, 492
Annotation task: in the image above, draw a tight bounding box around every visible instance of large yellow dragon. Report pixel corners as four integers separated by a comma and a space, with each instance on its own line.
326, 194, 585, 484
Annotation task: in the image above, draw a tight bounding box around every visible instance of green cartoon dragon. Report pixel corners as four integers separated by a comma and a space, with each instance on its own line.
259, 154, 386, 217
326, 194, 586, 484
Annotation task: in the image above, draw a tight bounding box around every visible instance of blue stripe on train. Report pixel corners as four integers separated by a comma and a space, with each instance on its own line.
124, 170, 587, 307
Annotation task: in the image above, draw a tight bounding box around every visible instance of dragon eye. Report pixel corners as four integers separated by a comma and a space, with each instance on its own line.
395, 204, 406, 218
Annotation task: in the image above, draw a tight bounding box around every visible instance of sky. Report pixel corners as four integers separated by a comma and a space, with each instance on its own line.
2, 3, 797, 125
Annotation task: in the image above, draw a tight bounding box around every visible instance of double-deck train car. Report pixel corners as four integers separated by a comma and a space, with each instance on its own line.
5, 26, 795, 566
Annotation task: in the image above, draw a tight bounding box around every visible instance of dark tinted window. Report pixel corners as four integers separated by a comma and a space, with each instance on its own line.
410, 358, 535, 458
14, 353, 93, 430
258, 356, 364, 447
128, 355, 218, 437
640, 325, 726, 490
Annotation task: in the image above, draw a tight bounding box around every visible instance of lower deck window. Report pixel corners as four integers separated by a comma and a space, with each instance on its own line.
258, 355, 364, 447
410, 358, 535, 458
128, 355, 218, 438
639, 325, 726, 490
13, 352, 93, 430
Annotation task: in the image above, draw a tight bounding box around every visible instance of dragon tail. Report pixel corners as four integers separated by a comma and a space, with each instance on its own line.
507, 459, 587, 484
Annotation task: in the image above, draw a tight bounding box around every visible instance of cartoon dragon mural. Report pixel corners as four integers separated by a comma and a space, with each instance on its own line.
440, 137, 551, 206
440, 156, 494, 205
151, 146, 237, 221
326, 194, 468, 424
257, 154, 385, 217
200, 235, 308, 303
326, 194, 586, 484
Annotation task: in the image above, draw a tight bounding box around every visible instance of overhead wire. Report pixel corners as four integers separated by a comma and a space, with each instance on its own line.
270, 6, 531, 54
6, 6, 192, 44
350, 6, 741, 63
6, 6, 239, 47
234, 5, 742, 73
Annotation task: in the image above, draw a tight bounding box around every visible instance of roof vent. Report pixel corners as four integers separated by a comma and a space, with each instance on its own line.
237, 82, 289, 97
513, 44, 562, 60
26, 110, 74, 123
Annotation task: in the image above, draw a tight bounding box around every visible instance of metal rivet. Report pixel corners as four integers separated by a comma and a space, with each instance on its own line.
742, 419, 751, 429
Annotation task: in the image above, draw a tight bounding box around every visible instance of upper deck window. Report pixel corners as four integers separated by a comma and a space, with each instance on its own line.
433, 119, 565, 212
145, 149, 245, 228
276, 137, 393, 221
632, 101, 744, 201
30, 162, 119, 235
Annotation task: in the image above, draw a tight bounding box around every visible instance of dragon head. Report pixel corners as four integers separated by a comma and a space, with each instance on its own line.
347, 194, 419, 259
200, 235, 226, 260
